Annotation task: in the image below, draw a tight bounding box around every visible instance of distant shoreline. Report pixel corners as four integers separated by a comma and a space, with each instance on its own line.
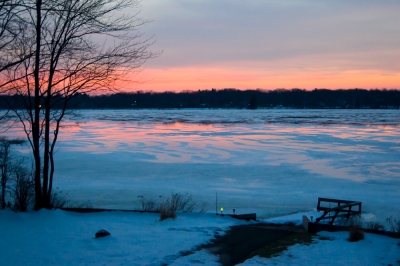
2, 88, 399, 109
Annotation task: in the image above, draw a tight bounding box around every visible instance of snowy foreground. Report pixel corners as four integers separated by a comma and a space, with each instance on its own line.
1, 210, 399, 265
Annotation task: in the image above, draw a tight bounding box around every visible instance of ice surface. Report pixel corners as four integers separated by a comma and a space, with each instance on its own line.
69, 109, 400, 126
3, 109, 400, 220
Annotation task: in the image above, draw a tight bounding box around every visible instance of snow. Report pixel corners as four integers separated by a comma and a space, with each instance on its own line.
0, 210, 398, 265
0, 209, 236, 265
0, 210, 232, 265
240, 231, 400, 266
263, 211, 321, 225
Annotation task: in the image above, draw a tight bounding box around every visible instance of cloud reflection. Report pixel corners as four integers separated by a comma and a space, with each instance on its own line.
26, 110, 396, 184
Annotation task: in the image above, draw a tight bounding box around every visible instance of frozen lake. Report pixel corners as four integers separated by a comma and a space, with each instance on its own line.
7, 109, 400, 220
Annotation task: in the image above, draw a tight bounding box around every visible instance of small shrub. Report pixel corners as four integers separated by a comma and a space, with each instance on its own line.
159, 199, 177, 221
386, 216, 400, 232
365, 221, 384, 231
136, 193, 202, 220
335, 215, 362, 227
171, 193, 196, 212
348, 225, 365, 242
347, 215, 362, 227
0, 138, 25, 210
137, 195, 161, 212
158, 193, 197, 221
50, 188, 69, 209
10, 167, 34, 212
199, 202, 208, 213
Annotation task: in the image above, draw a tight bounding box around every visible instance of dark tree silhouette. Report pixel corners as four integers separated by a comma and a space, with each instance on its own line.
1, 0, 155, 209
248, 94, 258, 109
1, 88, 399, 110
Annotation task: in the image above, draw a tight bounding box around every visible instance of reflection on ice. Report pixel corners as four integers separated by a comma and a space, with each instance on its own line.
2, 109, 400, 219
77, 109, 400, 126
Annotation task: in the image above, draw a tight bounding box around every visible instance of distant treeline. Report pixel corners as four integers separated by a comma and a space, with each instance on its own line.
1, 88, 400, 109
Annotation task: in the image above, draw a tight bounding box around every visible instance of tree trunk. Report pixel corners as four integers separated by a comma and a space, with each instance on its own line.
1, 176, 5, 209
42, 85, 51, 208
33, 0, 43, 210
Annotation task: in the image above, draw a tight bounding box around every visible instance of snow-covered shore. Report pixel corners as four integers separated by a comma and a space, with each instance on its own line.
0, 209, 399, 265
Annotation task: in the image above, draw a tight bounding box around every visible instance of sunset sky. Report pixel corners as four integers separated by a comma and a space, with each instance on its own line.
129, 0, 400, 92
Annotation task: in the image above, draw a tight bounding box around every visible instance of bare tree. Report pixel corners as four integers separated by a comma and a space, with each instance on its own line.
0, 137, 24, 209
1, 0, 155, 209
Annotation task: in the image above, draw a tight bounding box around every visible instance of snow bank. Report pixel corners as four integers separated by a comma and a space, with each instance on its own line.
0, 209, 247, 265
1, 210, 398, 265
240, 231, 400, 265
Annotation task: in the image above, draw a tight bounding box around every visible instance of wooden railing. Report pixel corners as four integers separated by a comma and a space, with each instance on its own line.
315, 197, 362, 224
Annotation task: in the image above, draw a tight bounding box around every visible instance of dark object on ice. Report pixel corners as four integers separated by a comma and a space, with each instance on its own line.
315, 197, 362, 224
61, 207, 158, 213
216, 213, 257, 221
95, 229, 110, 238
229, 213, 257, 221
348, 225, 365, 242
